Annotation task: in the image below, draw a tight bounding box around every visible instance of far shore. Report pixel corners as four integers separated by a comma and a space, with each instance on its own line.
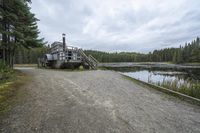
99, 62, 200, 69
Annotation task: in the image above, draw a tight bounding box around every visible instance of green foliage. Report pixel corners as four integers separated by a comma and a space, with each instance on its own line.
0, 70, 29, 114
0, 0, 45, 67
85, 37, 200, 63
149, 38, 200, 63
14, 46, 49, 64
154, 78, 200, 99
189, 84, 200, 99
0, 60, 13, 82
0, 60, 8, 70
84, 50, 147, 63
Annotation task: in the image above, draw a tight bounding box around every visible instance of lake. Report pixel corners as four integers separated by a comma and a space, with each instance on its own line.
124, 70, 185, 83
104, 65, 200, 90
123, 70, 193, 88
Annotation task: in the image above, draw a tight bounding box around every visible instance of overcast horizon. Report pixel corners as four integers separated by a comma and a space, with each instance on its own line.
31, 0, 200, 53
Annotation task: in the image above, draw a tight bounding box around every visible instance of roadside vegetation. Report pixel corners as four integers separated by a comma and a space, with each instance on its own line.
152, 78, 200, 99
0, 68, 15, 113
0, 0, 44, 114
0, 61, 25, 113
0, 61, 14, 83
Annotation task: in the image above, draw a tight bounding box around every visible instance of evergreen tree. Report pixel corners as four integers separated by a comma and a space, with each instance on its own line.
84, 37, 200, 63
0, 0, 44, 67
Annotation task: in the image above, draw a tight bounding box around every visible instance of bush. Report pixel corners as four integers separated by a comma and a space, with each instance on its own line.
190, 84, 200, 99
0, 60, 13, 82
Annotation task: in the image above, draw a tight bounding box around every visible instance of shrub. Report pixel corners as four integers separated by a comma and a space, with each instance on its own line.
0, 60, 13, 82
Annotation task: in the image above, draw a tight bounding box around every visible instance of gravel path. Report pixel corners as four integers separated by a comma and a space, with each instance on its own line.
1, 68, 200, 133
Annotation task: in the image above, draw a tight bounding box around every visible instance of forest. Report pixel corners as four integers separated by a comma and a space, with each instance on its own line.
13, 37, 200, 64
0, 0, 44, 67
0, 0, 44, 82
85, 37, 200, 63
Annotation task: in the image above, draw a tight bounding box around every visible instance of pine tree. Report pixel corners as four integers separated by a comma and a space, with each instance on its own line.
0, 0, 44, 67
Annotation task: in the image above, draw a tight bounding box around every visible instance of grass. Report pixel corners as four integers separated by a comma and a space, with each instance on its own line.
0, 62, 15, 83
14, 64, 37, 67
0, 70, 30, 114
157, 79, 200, 99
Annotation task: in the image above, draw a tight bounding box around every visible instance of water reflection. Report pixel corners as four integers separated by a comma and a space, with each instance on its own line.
105, 66, 200, 98
123, 70, 176, 83
106, 66, 200, 81
123, 70, 188, 87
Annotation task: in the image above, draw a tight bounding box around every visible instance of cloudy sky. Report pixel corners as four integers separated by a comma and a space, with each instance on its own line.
31, 0, 200, 53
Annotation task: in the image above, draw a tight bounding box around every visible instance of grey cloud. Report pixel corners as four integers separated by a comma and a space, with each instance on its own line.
31, 0, 200, 53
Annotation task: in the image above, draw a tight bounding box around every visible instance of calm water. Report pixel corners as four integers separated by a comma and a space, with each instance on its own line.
123, 70, 177, 83
106, 67, 200, 88
123, 70, 187, 85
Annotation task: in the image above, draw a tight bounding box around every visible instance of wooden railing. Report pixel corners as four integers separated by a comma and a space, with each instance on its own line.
78, 49, 98, 69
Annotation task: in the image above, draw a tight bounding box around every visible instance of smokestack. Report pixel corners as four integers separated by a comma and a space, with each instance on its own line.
62, 33, 66, 52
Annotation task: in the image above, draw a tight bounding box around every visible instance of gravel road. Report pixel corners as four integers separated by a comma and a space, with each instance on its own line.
1, 68, 200, 133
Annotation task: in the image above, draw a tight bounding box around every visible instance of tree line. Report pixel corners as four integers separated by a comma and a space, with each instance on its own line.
0, 0, 44, 68
148, 37, 200, 63
84, 50, 145, 62
13, 37, 200, 64
85, 37, 200, 63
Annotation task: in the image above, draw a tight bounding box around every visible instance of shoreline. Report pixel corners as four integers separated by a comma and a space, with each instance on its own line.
99, 62, 200, 69
121, 73, 200, 106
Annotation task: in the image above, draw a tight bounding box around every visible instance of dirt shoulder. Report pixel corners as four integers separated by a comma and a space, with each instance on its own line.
1, 68, 200, 133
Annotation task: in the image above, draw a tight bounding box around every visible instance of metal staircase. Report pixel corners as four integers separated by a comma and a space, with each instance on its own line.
78, 49, 99, 69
